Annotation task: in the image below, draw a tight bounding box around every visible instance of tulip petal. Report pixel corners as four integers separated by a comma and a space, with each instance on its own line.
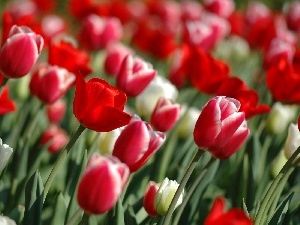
193, 99, 221, 149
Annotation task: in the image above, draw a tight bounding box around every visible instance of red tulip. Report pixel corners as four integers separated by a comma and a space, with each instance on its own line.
0, 86, 16, 115
0, 25, 44, 79
143, 181, 159, 217
46, 99, 66, 123
112, 115, 165, 172
40, 124, 69, 154
203, 0, 235, 18
150, 97, 181, 132
193, 96, 250, 159
48, 40, 92, 78
73, 73, 131, 132
77, 153, 129, 214
116, 55, 157, 97
30, 64, 75, 104
204, 197, 253, 225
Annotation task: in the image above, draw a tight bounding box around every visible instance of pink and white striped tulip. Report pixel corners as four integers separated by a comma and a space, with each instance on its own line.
77, 153, 129, 214
29, 63, 75, 104
116, 55, 157, 97
0, 25, 44, 78
112, 115, 165, 172
143, 181, 159, 217
151, 97, 181, 132
193, 96, 250, 159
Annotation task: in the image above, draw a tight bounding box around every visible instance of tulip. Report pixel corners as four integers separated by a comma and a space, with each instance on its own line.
0, 139, 13, 175
283, 123, 300, 164
177, 105, 201, 139
285, 1, 300, 32
204, 197, 253, 225
204, 0, 235, 18
77, 153, 129, 214
116, 55, 157, 97
112, 115, 165, 172
73, 73, 131, 132
79, 14, 123, 50
0, 25, 44, 79
46, 99, 67, 123
154, 177, 184, 216
0, 215, 16, 225
0, 85, 16, 116
193, 96, 250, 159
30, 64, 75, 104
40, 124, 70, 154
135, 75, 178, 119
98, 127, 123, 155
265, 102, 297, 134
150, 97, 181, 132
143, 181, 159, 217
104, 43, 132, 76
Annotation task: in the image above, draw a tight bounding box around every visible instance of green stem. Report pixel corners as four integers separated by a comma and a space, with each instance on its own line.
173, 157, 216, 225
161, 149, 204, 225
43, 124, 86, 202
66, 208, 84, 225
0, 77, 9, 95
254, 146, 300, 225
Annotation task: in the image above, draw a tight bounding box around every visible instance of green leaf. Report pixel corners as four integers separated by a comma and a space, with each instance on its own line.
124, 205, 138, 225
113, 199, 124, 225
22, 170, 44, 225
50, 193, 67, 225
268, 192, 294, 225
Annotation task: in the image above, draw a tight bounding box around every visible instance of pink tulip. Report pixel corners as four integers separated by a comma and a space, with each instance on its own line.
46, 99, 66, 123
116, 55, 157, 97
0, 25, 44, 78
79, 14, 123, 50
104, 43, 132, 76
203, 0, 235, 18
151, 97, 181, 132
143, 181, 159, 217
77, 153, 129, 214
285, 1, 300, 32
29, 63, 75, 104
112, 115, 165, 172
193, 96, 250, 159
40, 124, 69, 154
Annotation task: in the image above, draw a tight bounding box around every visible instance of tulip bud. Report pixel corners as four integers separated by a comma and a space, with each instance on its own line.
112, 115, 166, 172
283, 123, 300, 164
79, 14, 123, 50
270, 150, 288, 177
30, 64, 75, 104
204, 0, 235, 18
143, 181, 159, 217
104, 43, 132, 76
46, 99, 67, 123
0, 139, 13, 175
154, 178, 184, 216
116, 55, 157, 97
77, 153, 129, 214
40, 124, 70, 154
0, 25, 44, 79
135, 76, 178, 119
265, 102, 297, 134
98, 127, 123, 155
0, 215, 16, 225
285, 1, 300, 32
150, 97, 181, 132
193, 96, 250, 159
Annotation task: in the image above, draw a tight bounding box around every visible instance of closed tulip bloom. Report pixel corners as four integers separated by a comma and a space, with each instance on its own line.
30, 64, 75, 104
77, 153, 129, 214
143, 181, 159, 217
177, 105, 201, 139
98, 127, 123, 155
116, 55, 157, 97
283, 123, 300, 163
112, 115, 165, 172
204, 197, 253, 225
73, 73, 131, 132
0, 25, 44, 78
154, 178, 184, 216
150, 97, 181, 132
46, 99, 67, 123
193, 96, 250, 159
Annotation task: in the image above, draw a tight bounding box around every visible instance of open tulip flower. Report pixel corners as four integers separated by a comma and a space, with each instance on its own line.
194, 96, 250, 159
73, 73, 131, 132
